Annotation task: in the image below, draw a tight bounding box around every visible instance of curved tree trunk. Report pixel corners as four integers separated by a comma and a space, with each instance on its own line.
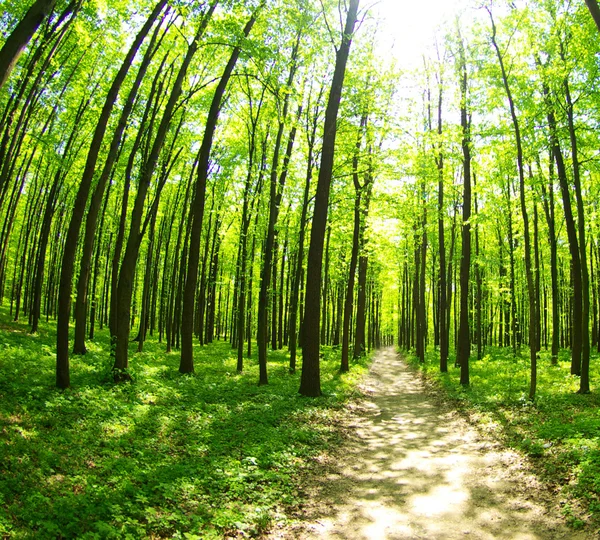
179, 7, 259, 374
73, 14, 165, 354
55, 0, 167, 388
0, 0, 58, 90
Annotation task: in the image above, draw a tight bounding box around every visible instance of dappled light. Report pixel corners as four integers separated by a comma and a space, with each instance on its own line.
282, 349, 583, 539
1, 0, 600, 535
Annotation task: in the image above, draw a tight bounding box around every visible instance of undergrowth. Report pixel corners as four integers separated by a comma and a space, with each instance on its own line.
405, 346, 600, 532
0, 311, 369, 538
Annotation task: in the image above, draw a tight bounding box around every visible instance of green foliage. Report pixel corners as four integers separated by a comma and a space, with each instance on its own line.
406, 346, 600, 529
0, 313, 369, 538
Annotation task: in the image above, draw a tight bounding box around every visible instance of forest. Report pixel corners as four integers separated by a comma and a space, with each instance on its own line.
1, 0, 600, 537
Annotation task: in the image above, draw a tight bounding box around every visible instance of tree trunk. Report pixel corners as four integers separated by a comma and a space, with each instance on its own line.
288, 97, 319, 371
73, 15, 165, 354
113, 3, 216, 375
564, 78, 590, 394
456, 29, 471, 386
489, 10, 537, 398
256, 40, 301, 383
540, 65, 583, 377
180, 7, 258, 374
300, 0, 360, 397
341, 113, 367, 371
55, 0, 167, 388
0, 0, 58, 90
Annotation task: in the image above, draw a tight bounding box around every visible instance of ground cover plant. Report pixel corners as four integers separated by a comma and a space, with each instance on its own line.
0, 312, 369, 538
406, 347, 600, 531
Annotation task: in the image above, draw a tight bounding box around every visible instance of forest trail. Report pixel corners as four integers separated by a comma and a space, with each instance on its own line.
276, 348, 588, 539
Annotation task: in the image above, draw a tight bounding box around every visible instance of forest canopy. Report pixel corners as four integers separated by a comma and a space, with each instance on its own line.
2, 0, 600, 535
0, 0, 597, 398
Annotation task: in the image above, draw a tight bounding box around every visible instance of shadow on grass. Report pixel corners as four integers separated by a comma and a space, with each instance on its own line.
0, 312, 369, 538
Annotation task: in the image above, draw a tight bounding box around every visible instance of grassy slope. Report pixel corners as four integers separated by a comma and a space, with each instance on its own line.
406, 346, 600, 531
0, 312, 369, 538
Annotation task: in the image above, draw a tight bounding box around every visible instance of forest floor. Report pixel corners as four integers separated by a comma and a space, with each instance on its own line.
272, 348, 590, 539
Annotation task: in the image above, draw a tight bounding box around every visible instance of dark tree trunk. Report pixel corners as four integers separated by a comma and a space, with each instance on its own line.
456, 30, 471, 386
0, 0, 58, 89
180, 7, 257, 374
436, 76, 448, 372
56, 0, 167, 388
585, 0, 600, 33
540, 66, 583, 377
300, 0, 360, 397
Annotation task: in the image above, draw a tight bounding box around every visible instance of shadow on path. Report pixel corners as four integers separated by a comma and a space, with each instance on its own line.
281, 348, 587, 539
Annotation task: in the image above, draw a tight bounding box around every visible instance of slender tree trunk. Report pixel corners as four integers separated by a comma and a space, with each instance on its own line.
540, 66, 583, 377
489, 11, 537, 398
180, 7, 258, 374
288, 99, 319, 371
456, 30, 471, 386
564, 78, 590, 394
256, 41, 301, 383
300, 0, 360, 397
114, 4, 216, 375
73, 15, 165, 354
55, 0, 167, 388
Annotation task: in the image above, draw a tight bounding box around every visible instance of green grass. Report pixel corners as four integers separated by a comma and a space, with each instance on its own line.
0, 312, 369, 538
406, 346, 600, 530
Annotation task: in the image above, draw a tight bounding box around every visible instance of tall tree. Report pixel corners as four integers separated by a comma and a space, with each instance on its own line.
55, 0, 168, 388
256, 32, 302, 385
455, 26, 471, 386
299, 0, 360, 397
489, 8, 537, 399
179, 5, 261, 374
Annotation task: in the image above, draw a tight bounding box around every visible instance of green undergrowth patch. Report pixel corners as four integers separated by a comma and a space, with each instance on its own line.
406, 346, 600, 531
0, 314, 370, 539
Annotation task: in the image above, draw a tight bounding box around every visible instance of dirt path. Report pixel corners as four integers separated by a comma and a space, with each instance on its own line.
277, 348, 589, 539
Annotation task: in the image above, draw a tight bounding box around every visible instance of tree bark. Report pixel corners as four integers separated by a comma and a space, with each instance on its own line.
300, 0, 360, 397
0, 0, 58, 90
55, 0, 167, 388
180, 7, 259, 374
456, 29, 471, 386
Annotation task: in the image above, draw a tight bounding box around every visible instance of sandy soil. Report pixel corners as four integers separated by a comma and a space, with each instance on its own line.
272, 348, 591, 539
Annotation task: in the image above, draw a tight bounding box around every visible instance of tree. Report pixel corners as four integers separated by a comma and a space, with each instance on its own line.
299, 0, 360, 397
0, 0, 59, 89
55, 0, 168, 388
488, 7, 537, 399
455, 25, 471, 386
179, 4, 261, 374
